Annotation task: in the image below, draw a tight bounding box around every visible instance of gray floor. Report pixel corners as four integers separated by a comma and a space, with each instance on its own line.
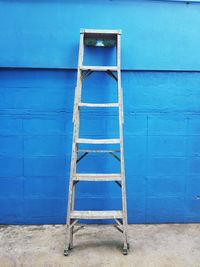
0, 224, 200, 267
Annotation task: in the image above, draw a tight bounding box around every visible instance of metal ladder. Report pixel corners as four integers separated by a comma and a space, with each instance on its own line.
64, 29, 129, 255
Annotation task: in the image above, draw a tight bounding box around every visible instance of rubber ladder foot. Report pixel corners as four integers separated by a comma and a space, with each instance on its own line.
64, 249, 69, 256
122, 248, 128, 255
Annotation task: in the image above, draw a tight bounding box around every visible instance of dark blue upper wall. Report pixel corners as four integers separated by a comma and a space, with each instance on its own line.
0, 0, 200, 70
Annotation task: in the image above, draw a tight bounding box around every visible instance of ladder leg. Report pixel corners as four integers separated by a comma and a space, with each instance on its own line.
64, 207, 72, 255
69, 183, 76, 248
64, 188, 76, 255
64, 145, 78, 255
64, 32, 84, 256
116, 33, 129, 255
64, 183, 76, 254
64, 142, 78, 255
122, 176, 129, 255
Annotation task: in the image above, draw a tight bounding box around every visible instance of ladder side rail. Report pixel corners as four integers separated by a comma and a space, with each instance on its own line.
65, 32, 85, 251
71, 32, 85, 208
66, 32, 84, 225
73, 33, 85, 122
116, 33, 128, 250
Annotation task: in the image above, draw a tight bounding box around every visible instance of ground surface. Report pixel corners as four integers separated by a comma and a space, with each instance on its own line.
0, 224, 200, 267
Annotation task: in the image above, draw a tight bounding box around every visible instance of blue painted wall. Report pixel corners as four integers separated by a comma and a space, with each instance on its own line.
0, 0, 200, 224
0, 0, 200, 70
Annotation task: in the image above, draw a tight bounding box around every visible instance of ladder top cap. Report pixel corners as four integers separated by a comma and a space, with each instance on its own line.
80, 29, 122, 35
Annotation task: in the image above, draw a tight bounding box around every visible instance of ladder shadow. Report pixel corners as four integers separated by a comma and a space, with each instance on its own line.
72, 239, 123, 253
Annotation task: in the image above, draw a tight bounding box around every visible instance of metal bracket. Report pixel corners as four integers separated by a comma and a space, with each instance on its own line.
115, 181, 122, 188
109, 152, 120, 162
106, 70, 118, 81
69, 219, 78, 229
114, 224, 123, 234
76, 152, 89, 164
81, 70, 93, 81
114, 218, 123, 227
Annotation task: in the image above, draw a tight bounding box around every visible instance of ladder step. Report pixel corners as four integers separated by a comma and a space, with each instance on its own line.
79, 103, 119, 108
81, 29, 121, 35
80, 66, 118, 72
77, 138, 120, 144
78, 149, 120, 153
70, 210, 123, 219
74, 173, 122, 181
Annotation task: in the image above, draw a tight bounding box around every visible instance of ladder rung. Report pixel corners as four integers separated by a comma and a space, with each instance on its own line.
70, 210, 123, 219
80, 66, 118, 72
81, 29, 121, 35
74, 173, 122, 181
77, 138, 120, 144
78, 149, 120, 153
79, 103, 119, 108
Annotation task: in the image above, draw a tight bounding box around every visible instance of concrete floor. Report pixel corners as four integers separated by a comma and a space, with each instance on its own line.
0, 224, 200, 267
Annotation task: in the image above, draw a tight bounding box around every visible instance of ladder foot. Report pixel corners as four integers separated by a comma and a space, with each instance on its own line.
64, 248, 69, 256
122, 248, 128, 255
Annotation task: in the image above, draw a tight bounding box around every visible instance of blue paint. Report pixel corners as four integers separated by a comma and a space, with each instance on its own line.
0, 0, 200, 224
1, 68, 200, 224
0, 0, 200, 70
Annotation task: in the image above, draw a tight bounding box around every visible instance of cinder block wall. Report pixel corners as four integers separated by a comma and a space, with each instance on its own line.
0, 0, 200, 224
1, 69, 200, 224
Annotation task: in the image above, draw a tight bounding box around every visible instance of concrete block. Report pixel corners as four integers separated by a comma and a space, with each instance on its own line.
75, 197, 122, 214
0, 135, 23, 156
187, 117, 200, 136
127, 195, 146, 223
24, 135, 68, 156
123, 72, 200, 112
148, 115, 187, 136
125, 156, 147, 175
184, 216, 200, 223
79, 113, 119, 138
126, 176, 146, 196
77, 153, 120, 174
0, 86, 69, 111
146, 197, 184, 223
187, 137, 200, 157
0, 156, 23, 177
188, 157, 200, 175
0, 177, 23, 198
24, 156, 67, 176
0, 115, 23, 135
24, 198, 66, 217
24, 176, 67, 198
76, 181, 120, 198
23, 115, 71, 135
148, 136, 186, 157
185, 197, 200, 218
0, 198, 23, 224
124, 135, 147, 156
124, 114, 147, 136
186, 176, 200, 197
146, 176, 185, 197
147, 157, 186, 175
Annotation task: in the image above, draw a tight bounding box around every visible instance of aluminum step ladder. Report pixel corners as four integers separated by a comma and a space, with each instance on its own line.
64, 29, 129, 256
